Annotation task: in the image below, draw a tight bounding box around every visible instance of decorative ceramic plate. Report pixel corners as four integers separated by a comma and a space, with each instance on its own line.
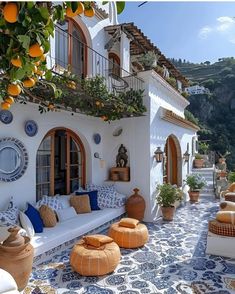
113, 127, 123, 137
25, 120, 38, 137
0, 110, 13, 124
93, 133, 101, 144
0, 137, 28, 182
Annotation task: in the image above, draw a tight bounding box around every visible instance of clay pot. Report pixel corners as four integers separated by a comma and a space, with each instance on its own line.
219, 158, 226, 164
0, 227, 34, 291
161, 206, 175, 221
194, 159, 204, 168
189, 190, 200, 203
218, 171, 227, 178
125, 188, 146, 221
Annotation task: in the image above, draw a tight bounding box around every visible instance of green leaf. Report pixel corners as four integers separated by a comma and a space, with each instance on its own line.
42, 40, 50, 53
17, 35, 30, 50
15, 68, 26, 80
45, 70, 53, 81
116, 2, 125, 14
38, 7, 50, 20
27, 2, 35, 10
71, 2, 78, 12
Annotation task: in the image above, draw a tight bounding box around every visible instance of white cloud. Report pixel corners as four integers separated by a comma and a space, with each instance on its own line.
216, 16, 235, 32
198, 26, 212, 39
198, 16, 235, 44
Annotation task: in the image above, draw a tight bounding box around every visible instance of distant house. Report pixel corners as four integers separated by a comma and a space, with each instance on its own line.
0, 3, 199, 222
185, 85, 210, 95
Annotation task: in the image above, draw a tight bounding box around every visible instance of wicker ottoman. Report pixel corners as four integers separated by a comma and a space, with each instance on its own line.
70, 235, 120, 276
209, 220, 235, 237
108, 220, 149, 248
224, 193, 235, 202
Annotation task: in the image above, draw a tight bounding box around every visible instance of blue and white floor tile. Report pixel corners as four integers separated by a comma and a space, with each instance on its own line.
24, 198, 235, 294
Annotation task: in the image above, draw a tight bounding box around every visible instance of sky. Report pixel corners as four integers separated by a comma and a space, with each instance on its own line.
118, 1, 235, 64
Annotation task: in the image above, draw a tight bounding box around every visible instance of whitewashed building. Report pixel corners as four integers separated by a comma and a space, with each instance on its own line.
185, 85, 210, 95
0, 3, 199, 222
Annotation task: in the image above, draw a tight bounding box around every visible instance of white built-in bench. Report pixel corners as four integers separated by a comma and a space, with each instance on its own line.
32, 206, 125, 262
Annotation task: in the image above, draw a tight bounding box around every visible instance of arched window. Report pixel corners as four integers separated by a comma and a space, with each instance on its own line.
55, 19, 87, 77
108, 52, 120, 76
36, 128, 86, 200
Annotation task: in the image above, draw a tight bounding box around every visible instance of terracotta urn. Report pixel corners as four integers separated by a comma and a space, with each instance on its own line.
189, 190, 200, 203
161, 206, 175, 221
0, 226, 34, 291
125, 188, 146, 221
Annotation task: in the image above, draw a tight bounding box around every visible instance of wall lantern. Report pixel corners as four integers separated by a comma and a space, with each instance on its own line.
154, 147, 164, 163
183, 150, 190, 162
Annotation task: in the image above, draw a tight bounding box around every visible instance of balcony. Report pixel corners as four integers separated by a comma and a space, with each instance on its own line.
48, 24, 143, 95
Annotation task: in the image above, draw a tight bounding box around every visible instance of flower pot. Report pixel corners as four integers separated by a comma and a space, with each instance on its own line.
219, 158, 226, 164
218, 171, 227, 178
0, 227, 34, 291
194, 159, 204, 168
161, 206, 175, 221
189, 191, 200, 203
126, 188, 145, 221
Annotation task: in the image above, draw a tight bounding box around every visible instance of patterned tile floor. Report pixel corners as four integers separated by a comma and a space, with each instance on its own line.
24, 197, 235, 294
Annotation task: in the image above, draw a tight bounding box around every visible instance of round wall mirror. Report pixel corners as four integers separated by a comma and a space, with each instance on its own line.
0, 138, 28, 182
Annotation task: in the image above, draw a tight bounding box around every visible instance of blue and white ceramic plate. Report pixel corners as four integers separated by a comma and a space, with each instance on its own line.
0, 110, 13, 124
93, 133, 101, 144
25, 120, 38, 137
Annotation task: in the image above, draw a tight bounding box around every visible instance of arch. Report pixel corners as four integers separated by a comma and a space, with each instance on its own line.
108, 52, 121, 76
36, 127, 86, 200
163, 134, 182, 186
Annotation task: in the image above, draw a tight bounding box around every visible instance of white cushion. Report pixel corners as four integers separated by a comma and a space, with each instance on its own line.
0, 269, 19, 293
19, 211, 35, 239
36, 195, 60, 210
56, 195, 71, 209
56, 207, 77, 222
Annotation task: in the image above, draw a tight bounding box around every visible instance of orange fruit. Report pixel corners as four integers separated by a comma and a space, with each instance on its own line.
36, 69, 45, 76
11, 56, 22, 68
34, 61, 40, 66
101, 115, 108, 121
76, 2, 84, 14
40, 54, 46, 62
3, 3, 18, 23
84, 7, 95, 17
48, 103, 55, 110
33, 65, 37, 73
1, 102, 11, 110
23, 78, 36, 88
66, 7, 77, 18
7, 83, 21, 96
95, 101, 101, 106
4, 96, 15, 105
29, 43, 44, 58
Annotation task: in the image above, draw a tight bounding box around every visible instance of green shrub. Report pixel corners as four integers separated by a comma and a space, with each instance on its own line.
195, 153, 204, 160
186, 174, 206, 191
156, 183, 183, 207
228, 172, 235, 183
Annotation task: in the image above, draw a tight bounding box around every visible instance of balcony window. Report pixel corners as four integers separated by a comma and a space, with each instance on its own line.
55, 20, 87, 77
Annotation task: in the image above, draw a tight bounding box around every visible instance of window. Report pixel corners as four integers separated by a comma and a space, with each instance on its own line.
55, 20, 87, 77
36, 128, 86, 200
108, 52, 120, 77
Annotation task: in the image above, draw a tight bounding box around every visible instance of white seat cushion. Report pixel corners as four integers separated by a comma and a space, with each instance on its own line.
0, 269, 19, 294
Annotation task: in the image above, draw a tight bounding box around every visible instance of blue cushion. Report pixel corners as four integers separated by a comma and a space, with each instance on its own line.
24, 203, 44, 233
75, 190, 100, 210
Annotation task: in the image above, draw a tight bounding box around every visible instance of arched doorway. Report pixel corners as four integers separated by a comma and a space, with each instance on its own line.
163, 135, 182, 186
36, 128, 86, 201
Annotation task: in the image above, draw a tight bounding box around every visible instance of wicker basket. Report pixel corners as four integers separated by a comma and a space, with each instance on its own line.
209, 220, 235, 237
224, 193, 235, 202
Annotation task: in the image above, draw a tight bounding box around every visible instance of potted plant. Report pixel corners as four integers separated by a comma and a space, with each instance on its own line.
186, 174, 206, 203
228, 171, 235, 184
156, 183, 183, 221
194, 153, 204, 168
138, 51, 158, 70
198, 142, 209, 155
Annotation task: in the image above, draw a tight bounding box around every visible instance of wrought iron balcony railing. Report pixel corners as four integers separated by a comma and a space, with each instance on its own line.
48, 24, 143, 94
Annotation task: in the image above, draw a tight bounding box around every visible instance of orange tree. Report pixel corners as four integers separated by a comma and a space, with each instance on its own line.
0, 2, 147, 122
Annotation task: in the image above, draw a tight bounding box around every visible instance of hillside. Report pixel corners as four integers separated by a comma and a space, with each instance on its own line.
171, 57, 235, 170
